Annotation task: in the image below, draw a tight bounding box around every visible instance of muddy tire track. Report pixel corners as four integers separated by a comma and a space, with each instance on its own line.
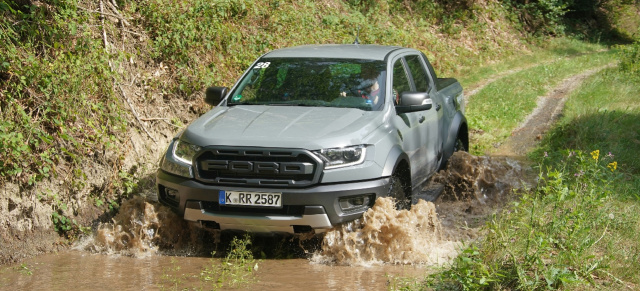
427, 62, 616, 255
493, 64, 615, 156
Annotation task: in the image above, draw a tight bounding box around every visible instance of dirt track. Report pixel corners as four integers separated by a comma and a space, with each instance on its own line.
431, 63, 615, 244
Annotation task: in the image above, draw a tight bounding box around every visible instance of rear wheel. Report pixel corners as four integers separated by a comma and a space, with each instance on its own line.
454, 136, 467, 152
388, 173, 410, 210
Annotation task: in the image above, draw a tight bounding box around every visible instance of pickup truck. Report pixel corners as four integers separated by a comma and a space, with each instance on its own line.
156, 44, 468, 234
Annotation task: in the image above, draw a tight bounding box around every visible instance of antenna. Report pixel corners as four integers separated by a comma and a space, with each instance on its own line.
353, 26, 360, 44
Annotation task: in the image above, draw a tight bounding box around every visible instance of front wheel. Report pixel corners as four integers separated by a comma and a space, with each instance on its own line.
388, 174, 410, 210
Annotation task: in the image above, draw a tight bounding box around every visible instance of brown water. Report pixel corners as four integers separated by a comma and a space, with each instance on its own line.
0, 152, 534, 290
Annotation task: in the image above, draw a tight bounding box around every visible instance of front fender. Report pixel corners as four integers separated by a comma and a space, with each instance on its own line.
381, 145, 410, 177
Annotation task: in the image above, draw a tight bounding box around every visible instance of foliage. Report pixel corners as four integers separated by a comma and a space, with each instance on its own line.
503, 0, 572, 35
618, 39, 640, 81
51, 210, 90, 239
428, 149, 630, 290
200, 234, 257, 288
159, 235, 258, 290
0, 0, 126, 186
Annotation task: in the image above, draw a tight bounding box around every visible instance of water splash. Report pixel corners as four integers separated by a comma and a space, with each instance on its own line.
314, 152, 534, 266
314, 198, 461, 266
77, 197, 198, 257
433, 151, 534, 203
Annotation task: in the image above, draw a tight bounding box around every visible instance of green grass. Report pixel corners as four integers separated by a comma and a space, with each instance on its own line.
421, 43, 640, 290
459, 38, 610, 88
466, 49, 618, 155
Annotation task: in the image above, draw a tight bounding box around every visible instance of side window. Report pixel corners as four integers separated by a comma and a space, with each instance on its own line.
405, 55, 429, 92
392, 59, 411, 105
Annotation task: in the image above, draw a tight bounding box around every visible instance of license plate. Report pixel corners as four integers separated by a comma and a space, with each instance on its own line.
218, 190, 282, 207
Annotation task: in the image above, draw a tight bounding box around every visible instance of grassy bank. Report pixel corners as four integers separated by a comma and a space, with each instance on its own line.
419, 42, 640, 290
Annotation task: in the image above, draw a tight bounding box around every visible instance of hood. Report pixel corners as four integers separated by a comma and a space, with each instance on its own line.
181, 105, 383, 149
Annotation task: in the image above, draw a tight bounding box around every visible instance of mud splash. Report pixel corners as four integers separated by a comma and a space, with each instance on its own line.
76, 152, 534, 265
315, 198, 461, 266
433, 151, 535, 241
77, 197, 199, 257
315, 151, 535, 266
434, 151, 534, 203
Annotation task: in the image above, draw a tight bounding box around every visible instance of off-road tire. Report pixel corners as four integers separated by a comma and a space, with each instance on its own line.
388, 174, 410, 210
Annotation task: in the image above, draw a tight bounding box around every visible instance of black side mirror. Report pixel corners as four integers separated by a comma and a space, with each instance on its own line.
395, 92, 432, 113
205, 86, 229, 106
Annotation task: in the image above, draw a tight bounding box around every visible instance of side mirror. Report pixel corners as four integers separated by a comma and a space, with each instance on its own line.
395, 92, 432, 113
205, 86, 229, 106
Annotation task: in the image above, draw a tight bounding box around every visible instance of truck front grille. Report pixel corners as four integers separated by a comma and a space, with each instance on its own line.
194, 146, 323, 187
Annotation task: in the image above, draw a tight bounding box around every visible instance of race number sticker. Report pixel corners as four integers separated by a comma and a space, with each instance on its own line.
253, 62, 271, 69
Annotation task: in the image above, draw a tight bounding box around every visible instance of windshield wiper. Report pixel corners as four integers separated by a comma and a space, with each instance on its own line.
228, 101, 259, 106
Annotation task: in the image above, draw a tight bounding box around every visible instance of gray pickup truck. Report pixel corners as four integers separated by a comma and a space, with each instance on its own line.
156, 44, 468, 234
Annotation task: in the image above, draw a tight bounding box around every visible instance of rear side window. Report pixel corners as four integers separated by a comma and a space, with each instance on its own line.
392, 59, 411, 102
405, 55, 429, 92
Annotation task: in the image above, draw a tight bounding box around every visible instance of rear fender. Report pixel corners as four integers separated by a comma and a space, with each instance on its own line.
443, 112, 468, 161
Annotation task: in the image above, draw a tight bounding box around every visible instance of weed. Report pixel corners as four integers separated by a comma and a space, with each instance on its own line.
427, 148, 626, 289
158, 235, 258, 290
200, 235, 257, 288
15, 263, 32, 276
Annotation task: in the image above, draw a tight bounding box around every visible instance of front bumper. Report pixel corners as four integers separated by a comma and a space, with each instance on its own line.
156, 170, 390, 233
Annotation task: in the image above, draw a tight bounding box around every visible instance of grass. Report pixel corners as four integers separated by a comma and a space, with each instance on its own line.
465, 48, 618, 155
458, 38, 610, 88
420, 42, 640, 290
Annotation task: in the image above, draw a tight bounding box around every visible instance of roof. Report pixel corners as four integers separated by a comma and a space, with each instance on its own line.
262, 44, 407, 61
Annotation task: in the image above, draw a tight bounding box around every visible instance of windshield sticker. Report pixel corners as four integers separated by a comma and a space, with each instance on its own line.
253, 62, 271, 69
232, 95, 242, 101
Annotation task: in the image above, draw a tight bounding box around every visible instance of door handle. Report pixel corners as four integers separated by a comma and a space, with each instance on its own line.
436, 104, 442, 111
419, 116, 426, 123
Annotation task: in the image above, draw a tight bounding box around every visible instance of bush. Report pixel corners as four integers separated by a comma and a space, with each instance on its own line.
618, 39, 640, 81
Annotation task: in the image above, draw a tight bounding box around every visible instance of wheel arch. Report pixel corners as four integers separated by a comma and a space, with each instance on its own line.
443, 112, 468, 161
381, 146, 411, 198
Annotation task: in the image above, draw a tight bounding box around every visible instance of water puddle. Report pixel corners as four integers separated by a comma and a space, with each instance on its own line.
0, 152, 535, 290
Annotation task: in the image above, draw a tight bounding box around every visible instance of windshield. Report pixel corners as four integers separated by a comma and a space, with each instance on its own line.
227, 58, 387, 111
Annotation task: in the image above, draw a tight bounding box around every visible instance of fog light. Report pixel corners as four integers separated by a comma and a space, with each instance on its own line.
339, 195, 372, 212
165, 187, 180, 202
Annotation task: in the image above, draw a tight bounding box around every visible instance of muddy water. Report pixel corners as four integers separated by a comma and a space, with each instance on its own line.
0, 152, 534, 290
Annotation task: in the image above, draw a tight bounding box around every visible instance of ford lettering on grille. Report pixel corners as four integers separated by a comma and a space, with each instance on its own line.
200, 160, 313, 175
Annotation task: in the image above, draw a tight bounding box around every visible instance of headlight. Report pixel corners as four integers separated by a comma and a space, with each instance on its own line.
314, 145, 366, 170
173, 140, 202, 165
160, 140, 202, 178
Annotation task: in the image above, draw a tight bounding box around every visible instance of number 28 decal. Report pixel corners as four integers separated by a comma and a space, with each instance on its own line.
253, 62, 271, 69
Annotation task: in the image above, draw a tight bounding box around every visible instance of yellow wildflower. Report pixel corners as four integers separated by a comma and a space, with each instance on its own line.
607, 161, 617, 172
591, 150, 600, 160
